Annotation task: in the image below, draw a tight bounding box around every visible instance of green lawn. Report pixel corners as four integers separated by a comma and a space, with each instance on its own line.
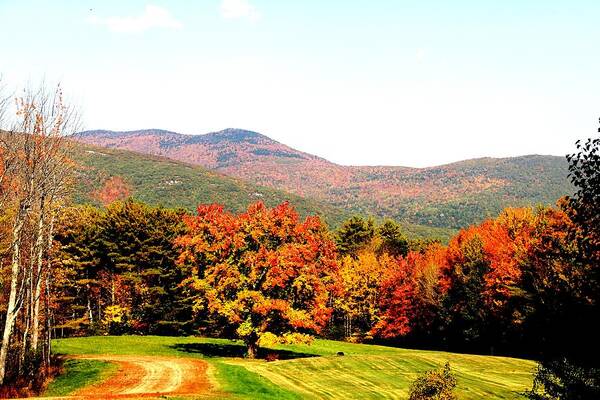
51, 336, 536, 399
44, 358, 118, 397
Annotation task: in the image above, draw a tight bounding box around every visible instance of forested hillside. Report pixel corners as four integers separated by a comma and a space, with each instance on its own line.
70, 143, 456, 240
75, 128, 571, 229
70, 143, 348, 227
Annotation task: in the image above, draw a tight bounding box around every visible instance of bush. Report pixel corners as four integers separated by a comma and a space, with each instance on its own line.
525, 359, 600, 400
409, 362, 457, 400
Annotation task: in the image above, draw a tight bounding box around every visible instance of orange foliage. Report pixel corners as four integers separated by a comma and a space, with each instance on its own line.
93, 176, 131, 206
373, 244, 448, 338
373, 205, 580, 340
176, 202, 340, 355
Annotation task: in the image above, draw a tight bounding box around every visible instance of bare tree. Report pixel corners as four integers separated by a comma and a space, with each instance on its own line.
0, 83, 79, 385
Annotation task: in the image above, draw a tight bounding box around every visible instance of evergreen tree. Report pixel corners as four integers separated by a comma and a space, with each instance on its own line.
336, 216, 375, 256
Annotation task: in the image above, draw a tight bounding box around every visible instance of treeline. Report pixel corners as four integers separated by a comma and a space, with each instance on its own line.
337, 205, 593, 358
49, 202, 425, 339
47, 198, 595, 360
52, 202, 190, 336
49, 180, 598, 397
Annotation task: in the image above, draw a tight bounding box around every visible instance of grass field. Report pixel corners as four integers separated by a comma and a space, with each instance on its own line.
44, 358, 118, 397
51, 336, 536, 399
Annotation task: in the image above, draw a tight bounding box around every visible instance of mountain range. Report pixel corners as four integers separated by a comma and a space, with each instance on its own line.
71, 143, 457, 241
74, 128, 572, 230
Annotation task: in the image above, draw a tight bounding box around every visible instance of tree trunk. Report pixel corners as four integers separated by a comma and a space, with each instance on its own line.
246, 341, 259, 359
87, 293, 94, 324
245, 333, 259, 359
31, 198, 50, 353
0, 203, 28, 385
44, 270, 52, 369
18, 262, 32, 373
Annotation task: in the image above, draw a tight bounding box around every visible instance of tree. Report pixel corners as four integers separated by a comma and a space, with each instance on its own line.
96, 199, 188, 334
566, 123, 600, 258
92, 176, 131, 206
441, 228, 491, 349
335, 251, 395, 339
525, 121, 600, 399
409, 362, 457, 400
372, 244, 448, 339
52, 205, 105, 334
336, 216, 375, 256
372, 254, 417, 338
378, 219, 409, 257
52, 201, 190, 336
0, 83, 78, 385
526, 359, 600, 400
177, 202, 340, 358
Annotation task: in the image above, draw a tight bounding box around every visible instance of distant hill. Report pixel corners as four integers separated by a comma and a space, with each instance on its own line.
75, 129, 572, 229
70, 143, 346, 227
70, 142, 456, 241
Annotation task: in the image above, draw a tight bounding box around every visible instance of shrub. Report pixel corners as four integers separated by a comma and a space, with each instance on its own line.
524, 359, 600, 400
409, 362, 458, 400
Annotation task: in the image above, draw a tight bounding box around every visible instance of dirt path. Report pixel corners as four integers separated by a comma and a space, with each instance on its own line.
40, 355, 213, 399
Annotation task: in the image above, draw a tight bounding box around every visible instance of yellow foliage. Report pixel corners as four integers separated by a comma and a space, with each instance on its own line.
102, 305, 129, 326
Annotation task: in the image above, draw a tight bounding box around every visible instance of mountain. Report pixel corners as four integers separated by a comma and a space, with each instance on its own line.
70, 142, 345, 226
70, 142, 456, 241
75, 129, 572, 229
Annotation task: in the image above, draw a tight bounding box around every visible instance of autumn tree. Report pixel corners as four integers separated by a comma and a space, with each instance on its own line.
176, 202, 340, 358
372, 244, 448, 340
92, 176, 131, 206
0, 83, 78, 386
335, 251, 395, 339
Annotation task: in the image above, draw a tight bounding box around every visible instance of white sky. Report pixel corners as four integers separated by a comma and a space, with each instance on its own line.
1, 1, 599, 167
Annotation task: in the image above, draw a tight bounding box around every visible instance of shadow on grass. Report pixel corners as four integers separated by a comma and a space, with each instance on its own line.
171, 342, 318, 360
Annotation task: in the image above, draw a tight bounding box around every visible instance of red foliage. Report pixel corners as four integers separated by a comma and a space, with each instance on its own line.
373, 206, 581, 340
373, 244, 448, 338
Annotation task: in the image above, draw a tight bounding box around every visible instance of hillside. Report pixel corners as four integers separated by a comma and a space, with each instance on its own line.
70, 143, 348, 227
70, 142, 455, 240
76, 128, 572, 229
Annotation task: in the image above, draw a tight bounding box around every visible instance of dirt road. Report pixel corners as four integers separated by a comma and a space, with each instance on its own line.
41, 355, 213, 399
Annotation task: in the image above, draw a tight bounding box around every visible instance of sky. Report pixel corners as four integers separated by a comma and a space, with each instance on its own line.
1, 0, 599, 167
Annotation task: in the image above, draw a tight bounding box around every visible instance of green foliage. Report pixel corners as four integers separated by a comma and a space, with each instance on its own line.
53, 200, 191, 336
526, 125, 600, 400
70, 142, 459, 242
97, 199, 190, 333
378, 219, 409, 257
335, 216, 376, 255
566, 131, 600, 254
386, 155, 571, 229
409, 362, 457, 400
76, 130, 572, 231
441, 235, 490, 346
71, 144, 350, 228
